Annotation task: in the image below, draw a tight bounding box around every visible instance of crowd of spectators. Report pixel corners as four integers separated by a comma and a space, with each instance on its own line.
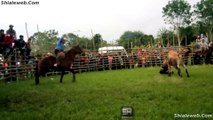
0, 24, 33, 82
0, 24, 32, 59
195, 34, 209, 51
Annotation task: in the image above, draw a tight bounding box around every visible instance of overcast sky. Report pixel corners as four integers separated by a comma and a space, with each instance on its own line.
0, 0, 199, 42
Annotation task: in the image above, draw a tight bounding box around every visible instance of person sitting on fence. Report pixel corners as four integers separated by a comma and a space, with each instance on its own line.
14, 35, 26, 56
25, 38, 32, 58
54, 35, 66, 67
204, 34, 209, 45
108, 54, 113, 70
167, 42, 172, 48
156, 42, 163, 48
0, 29, 5, 54
195, 35, 202, 49
200, 37, 208, 51
6, 25, 16, 40
2, 33, 14, 58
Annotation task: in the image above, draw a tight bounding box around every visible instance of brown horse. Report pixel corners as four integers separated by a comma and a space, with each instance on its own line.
35, 45, 83, 85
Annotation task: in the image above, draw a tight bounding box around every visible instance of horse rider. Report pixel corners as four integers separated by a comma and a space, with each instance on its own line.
54, 35, 65, 55
54, 35, 66, 67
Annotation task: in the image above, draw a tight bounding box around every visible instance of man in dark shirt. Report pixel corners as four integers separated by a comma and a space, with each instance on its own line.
0, 29, 5, 54
14, 35, 26, 56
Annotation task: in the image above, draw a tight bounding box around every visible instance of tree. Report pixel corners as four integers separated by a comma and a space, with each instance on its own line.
194, 0, 213, 42
157, 28, 177, 46
118, 31, 145, 49
162, 0, 192, 47
64, 33, 79, 46
179, 26, 197, 46
93, 34, 103, 50
30, 30, 58, 54
64, 33, 97, 50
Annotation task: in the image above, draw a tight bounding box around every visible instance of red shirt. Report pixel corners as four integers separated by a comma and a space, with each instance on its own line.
2, 35, 14, 46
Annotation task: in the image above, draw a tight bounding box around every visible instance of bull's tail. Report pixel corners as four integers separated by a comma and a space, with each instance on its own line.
35, 60, 40, 85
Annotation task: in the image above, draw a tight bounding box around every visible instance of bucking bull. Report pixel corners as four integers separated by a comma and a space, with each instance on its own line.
160, 48, 190, 77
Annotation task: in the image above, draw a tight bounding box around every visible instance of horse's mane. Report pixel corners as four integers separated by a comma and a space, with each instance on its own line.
65, 46, 79, 56
65, 48, 73, 56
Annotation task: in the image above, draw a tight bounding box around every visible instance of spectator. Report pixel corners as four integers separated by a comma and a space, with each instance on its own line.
14, 35, 26, 56
195, 35, 202, 49
0, 29, 5, 43
0, 29, 5, 54
204, 34, 208, 45
200, 36, 208, 51
6, 25, 16, 40
25, 38, 32, 58
2, 33, 14, 57
156, 42, 163, 48
108, 54, 113, 70
167, 42, 172, 48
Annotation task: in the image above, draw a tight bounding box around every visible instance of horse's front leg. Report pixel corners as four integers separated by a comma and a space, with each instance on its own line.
60, 70, 65, 83
35, 74, 40, 85
35, 61, 40, 85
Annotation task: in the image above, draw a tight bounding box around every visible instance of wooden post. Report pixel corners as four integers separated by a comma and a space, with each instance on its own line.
91, 30, 95, 51
37, 24, 40, 32
25, 22, 29, 39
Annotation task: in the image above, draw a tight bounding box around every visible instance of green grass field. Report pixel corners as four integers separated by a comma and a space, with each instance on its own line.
0, 65, 213, 120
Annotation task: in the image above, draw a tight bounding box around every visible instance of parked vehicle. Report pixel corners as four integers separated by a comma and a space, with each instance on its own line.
98, 46, 128, 57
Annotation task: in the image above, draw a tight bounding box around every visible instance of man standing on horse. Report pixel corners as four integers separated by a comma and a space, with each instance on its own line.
54, 35, 66, 67
54, 35, 65, 55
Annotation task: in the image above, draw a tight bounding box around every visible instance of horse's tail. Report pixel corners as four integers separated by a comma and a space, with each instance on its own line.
35, 60, 39, 85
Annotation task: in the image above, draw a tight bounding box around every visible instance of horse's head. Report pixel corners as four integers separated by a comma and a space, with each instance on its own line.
72, 45, 83, 55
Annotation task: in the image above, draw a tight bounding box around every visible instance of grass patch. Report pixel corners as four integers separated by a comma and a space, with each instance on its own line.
0, 65, 213, 120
